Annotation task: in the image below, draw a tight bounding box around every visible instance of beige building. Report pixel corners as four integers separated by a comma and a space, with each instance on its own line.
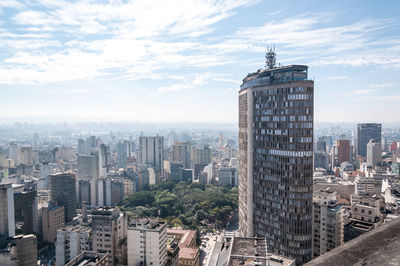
92, 207, 127, 265
313, 190, 344, 259
167, 229, 199, 266
351, 195, 384, 223
42, 203, 65, 243
127, 219, 167, 266
167, 236, 179, 266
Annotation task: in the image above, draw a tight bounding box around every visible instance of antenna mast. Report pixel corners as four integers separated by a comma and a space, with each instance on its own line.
265, 46, 276, 69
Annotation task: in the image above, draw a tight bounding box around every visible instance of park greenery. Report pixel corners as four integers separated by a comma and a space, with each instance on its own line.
119, 181, 238, 229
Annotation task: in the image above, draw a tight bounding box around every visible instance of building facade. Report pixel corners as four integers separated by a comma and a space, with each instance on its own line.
92, 207, 127, 265
49, 173, 77, 223
238, 51, 313, 264
357, 123, 381, 157
127, 219, 167, 266
312, 190, 343, 258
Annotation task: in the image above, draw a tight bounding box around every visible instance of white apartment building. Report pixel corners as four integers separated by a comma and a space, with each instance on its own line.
127, 219, 167, 266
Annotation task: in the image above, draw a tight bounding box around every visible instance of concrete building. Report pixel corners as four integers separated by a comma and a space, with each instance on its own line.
65, 252, 110, 266
217, 167, 237, 186
12, 234, 37, 266
138, 136, 164, 177
117, 141, 129, 170
167, 229, 199, 266
208, 236, 295, 266
127, 219, 167, 266
99, 144, 112, 177
166, 236, 179, 266
312, 190, 344, 259
78, 154, 99, 180
42, 203, 65, 243
304, 217, 400, 266
172, 142, 191, 169
357, 123, 381, 157
0, 184, 15, 248
366, 140, 381, 168
238, 51, 313, 264
314, 151, 329, 170
123, 177, 138, 197
18, 147, 33, 166
49, 173, 77, 223
56, 225, 92, 266
92, 207, 127, 265
14, 190, 38, 235
337, 140, 351, 164
8, 143, 19, 165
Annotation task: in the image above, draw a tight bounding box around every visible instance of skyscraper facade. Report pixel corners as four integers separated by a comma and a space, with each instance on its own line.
49, 173, 77, 223
238, 51, 313, 264
357, 123, 381, 157
138, 136, 164, 176
337, 139, 351, 164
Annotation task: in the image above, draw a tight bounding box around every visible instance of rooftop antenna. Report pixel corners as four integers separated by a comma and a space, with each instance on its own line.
265, 46, 276, 69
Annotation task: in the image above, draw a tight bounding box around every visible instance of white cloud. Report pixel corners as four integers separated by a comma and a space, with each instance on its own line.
0, 0, 24, 8
368, 83, 393, 88
49, 88, 117, 94
353, 89, 380, 95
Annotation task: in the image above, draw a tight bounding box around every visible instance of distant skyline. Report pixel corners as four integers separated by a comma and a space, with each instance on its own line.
0, 0, 399, 123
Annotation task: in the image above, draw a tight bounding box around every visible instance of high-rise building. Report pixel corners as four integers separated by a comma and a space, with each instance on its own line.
357, 123, 381, 157
316, 137, 326, 152
0, 184, 15, 248
127, 219, 167, 266
366, 140, 382, 168
56, 225, 92, 266
77, 138, 87, 155
138, 136, 164, 177
14, 190, 38, 235
18, 147, 33, 166
49, 173, 77, 223
12, 234, 38, 266
8, 143, 19, 165
77, 154, 99, 180
116, 141, 128, 169
99, 144, 111, 176
337, 140, 351, 164
91, 207, 127, 265
172, 142, 191, 168
314, 151, 329, 170
312, 190, 344, 259
42, 203, 65, 243
238, 50, 313, 264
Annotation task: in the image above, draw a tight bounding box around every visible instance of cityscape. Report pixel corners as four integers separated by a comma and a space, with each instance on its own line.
1, 1, 400, 266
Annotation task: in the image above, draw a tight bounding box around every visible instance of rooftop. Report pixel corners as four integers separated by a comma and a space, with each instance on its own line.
129, 218, 165, 230
228, 237, 295, 266
241, 64, 309, 90
305, 217, 400, 266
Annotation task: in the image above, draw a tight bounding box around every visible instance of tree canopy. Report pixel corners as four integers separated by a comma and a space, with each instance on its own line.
119, 181, 238, 229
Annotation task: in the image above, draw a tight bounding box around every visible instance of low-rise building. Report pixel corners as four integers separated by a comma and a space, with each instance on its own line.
167, 229, 199, 266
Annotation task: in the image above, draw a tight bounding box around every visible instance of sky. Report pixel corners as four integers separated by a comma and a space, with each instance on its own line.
0, 0, 399, 124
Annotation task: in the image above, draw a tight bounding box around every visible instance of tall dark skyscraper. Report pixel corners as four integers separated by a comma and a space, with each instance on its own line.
49, 173, 77, 223
238, 50, 313, 264
357, 123, 381, 157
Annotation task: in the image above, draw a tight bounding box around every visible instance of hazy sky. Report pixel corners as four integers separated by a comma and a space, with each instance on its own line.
0, 0, 399, 123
